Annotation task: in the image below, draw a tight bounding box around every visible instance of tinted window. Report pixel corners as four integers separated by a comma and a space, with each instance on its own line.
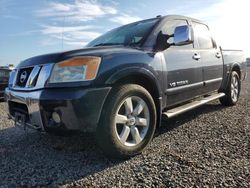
87, 19, 159, 47
194, 23, 213, 49
162, 19, 193, 48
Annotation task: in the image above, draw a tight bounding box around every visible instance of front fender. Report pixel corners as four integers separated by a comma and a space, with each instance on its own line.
105, 66, 163, 128
105, 66, 162, 97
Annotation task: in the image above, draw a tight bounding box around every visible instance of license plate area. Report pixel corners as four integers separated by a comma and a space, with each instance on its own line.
9, 101, 43, 131
14, 112, 27, 129
9, 101, 29, 117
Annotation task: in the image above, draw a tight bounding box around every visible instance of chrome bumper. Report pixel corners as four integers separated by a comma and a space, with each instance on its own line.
5, 88, 44, 131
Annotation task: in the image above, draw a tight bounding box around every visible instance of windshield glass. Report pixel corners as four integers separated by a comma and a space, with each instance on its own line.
86, 18, 159, 47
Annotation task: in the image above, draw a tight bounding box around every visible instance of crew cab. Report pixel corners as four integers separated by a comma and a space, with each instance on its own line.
5, 15, 247, 158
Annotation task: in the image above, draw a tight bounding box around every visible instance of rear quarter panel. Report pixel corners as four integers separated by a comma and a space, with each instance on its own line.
221, 50, 246, 90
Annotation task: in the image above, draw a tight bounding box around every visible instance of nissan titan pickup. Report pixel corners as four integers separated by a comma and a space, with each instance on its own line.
5, 15, 247, 158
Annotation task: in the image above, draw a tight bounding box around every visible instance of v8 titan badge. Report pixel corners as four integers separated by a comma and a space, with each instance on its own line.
169, 80, 189, 88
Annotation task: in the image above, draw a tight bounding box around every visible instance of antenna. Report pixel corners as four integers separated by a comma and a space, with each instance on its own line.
61, 15, 65, 51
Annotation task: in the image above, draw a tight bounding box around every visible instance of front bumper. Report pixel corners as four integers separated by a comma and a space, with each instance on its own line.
5, 87, 111, 132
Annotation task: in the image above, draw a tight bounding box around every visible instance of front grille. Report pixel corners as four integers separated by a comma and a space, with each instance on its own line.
16, 67, 33, 87
10, 64, 53, 91
8, 101, 29, 117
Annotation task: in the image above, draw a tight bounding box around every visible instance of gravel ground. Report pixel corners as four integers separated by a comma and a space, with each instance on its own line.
0, 68, 249, 187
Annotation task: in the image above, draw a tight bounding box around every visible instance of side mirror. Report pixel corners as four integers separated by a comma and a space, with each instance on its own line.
173, 25, 193, 46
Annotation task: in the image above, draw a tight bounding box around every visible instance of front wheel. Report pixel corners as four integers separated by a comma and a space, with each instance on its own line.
220, 71, 241, 106
96, 84, 157, 158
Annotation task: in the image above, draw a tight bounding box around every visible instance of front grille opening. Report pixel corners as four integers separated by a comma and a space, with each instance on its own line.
16, 67, 33, 87
8, 101, 29, 119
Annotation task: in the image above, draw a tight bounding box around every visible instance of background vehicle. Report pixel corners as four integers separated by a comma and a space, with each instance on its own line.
0, 66, 11, 100
247, 58, 250, 66
5, 15, 247, 158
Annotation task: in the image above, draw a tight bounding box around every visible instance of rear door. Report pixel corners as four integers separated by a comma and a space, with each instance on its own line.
162, 19, 204, 107
192, 22, 223, 93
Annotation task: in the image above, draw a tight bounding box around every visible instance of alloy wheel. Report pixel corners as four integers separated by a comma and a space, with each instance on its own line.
115, 96, 150, 147
231, 75, 239, 102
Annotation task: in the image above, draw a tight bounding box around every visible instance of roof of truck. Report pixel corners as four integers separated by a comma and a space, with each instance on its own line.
131, 15, 206, 27
160, 15, 205, 24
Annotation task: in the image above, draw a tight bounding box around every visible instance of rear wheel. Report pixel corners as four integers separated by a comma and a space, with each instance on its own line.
96, 84, 157, 158
220, 71, 241, 106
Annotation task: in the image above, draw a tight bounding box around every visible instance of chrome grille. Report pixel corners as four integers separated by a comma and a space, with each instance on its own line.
16, 67, 34, 87
26, 66, 41, 88
10, 63, 54, 91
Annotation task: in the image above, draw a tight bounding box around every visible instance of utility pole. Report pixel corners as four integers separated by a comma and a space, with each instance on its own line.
61, 15, 66, 51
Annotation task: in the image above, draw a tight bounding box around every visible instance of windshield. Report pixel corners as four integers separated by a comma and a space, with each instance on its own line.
86, 18, 159, 47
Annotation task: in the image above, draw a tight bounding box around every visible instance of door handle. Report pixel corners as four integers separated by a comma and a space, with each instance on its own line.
193, 53, 201, 60
216, 52, 222, 58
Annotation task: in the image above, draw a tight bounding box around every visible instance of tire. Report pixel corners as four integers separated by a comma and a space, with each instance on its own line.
96, 84, 157, 159
220, 71, 241, 106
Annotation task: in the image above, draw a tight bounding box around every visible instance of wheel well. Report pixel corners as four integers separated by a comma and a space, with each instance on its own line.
114, 74, 162, 127
232, 65, 241, 79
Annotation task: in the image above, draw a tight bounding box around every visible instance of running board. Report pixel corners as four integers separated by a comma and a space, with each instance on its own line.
163, 93, 225, 119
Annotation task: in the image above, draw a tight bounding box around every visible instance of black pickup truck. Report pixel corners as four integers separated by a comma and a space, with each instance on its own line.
5, 15, 247, 158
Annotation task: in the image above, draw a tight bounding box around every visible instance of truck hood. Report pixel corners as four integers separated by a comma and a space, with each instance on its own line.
17, 46, 146, 68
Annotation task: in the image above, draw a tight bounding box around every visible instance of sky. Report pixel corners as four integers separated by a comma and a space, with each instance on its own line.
0, 0, 250, 66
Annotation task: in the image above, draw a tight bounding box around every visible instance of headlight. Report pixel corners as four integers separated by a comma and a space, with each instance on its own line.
49, 56, 101, 83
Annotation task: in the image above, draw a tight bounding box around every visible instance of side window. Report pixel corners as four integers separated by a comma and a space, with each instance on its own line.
162, 19, 193, 48
194, 23, 213, 49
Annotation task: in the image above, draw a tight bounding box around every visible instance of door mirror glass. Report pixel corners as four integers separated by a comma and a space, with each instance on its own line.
174, 25, 193, 46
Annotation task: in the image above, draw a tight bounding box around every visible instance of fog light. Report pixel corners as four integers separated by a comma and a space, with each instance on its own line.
52, 112, 61, 123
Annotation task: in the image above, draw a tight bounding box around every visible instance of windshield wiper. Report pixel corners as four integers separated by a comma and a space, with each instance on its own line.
93, 43, 124, 47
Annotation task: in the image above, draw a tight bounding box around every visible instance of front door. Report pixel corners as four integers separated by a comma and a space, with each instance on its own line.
161, 19, 204, 107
